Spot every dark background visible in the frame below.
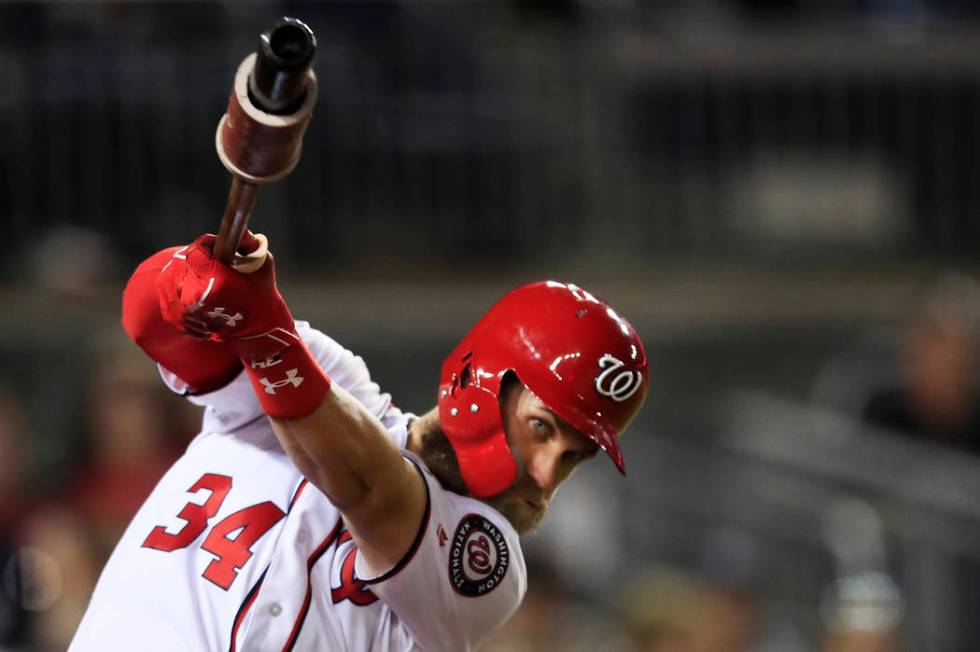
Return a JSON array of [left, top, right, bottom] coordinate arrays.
[[1, 1, 979, 650]]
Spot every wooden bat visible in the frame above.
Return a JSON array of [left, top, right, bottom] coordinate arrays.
[[213, 17, 318, 265]]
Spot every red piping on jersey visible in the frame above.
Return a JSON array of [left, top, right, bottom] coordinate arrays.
[[229, 566, 269, 652], [280, 459, 430, 648], [363, 458, 432, 585], [228, 479, 308, 651], [281, 517, 344, 652], [289, 479, 309, 510]]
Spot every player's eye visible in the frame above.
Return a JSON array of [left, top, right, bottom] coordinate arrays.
[[529, 417, 551, 434]]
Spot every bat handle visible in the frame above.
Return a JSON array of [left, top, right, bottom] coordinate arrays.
[[214, 177, 259, 264]]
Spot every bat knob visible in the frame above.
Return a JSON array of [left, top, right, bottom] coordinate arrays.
[[249, 18, 317, 115], [215, 18, 318, 184]]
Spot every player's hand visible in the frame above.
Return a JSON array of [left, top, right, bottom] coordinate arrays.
[[156, 232, 300, 363], [122, 243, 246, 394], [156, 231, 331, 418]]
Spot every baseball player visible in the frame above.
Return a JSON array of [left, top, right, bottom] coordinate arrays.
[[70, 231, 648, 651]]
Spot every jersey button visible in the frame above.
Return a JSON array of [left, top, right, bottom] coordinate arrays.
[[269, 603, 282, 617]]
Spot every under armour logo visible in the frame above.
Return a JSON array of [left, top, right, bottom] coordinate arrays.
[[205, 307, 243, 327], [259, 369, 304, 395], [594, 354, 642, 402]]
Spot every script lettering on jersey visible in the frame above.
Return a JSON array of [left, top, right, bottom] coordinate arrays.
[[330, 530, 379, 607], [466, 536, 492, 574]]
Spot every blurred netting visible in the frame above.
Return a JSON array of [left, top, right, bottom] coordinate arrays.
[[3, 1, 980, 269], [1, 2, 980, 652]]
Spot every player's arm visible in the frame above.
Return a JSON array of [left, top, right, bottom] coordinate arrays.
[[121, 231, 279, 395], [268, 387, 426, 569], [151, 234, 427, 571]]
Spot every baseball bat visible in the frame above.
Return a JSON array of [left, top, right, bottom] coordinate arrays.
[[213, 17, 318, 264]]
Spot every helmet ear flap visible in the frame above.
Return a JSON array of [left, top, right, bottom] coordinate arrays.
[[438, 357, 518, 498]]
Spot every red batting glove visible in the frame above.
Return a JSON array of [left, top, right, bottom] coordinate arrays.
[[122, 247, 243, 393], [155, 233, 331, 418]]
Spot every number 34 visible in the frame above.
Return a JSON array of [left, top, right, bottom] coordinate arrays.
[[142, 473, 285, 590]]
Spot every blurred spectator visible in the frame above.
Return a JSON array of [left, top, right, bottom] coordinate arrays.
[[0, 390, 31, 546], [0, 390, 34, 648], [833, 276, 980, 650], [861, 273, 980, 454], [820, 572, 903, 652], [483, 564, 567, 652], [62, 344, 190, 560], [20, 506, 100, 652], [822, 630, 899, 652], [484, 560, 627, 652], [29, 226, 119, 299], [622, 566, 763, 652]]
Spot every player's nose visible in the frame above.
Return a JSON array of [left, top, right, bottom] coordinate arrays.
[[526, 447, 560, 494]]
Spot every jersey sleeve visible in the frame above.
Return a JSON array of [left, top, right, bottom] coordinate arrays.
[[160, 321, 408, 442], [355, 458, 527, 652]]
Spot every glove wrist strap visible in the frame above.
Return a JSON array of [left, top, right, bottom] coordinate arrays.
[[243, 341, 331, 418]]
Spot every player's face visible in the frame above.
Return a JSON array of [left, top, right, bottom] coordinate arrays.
[[488, 382, 600, 534]]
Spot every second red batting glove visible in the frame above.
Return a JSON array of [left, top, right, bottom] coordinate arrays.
[[122, 246, 242, 394], [156, 233, 331, 418]]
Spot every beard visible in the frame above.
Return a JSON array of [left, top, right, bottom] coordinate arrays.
[[412, 414, 545, 536], [485, 491, 546, 535], [413, 414, 468, 495]]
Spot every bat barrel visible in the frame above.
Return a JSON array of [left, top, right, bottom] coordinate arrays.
[[213, 17, 318, 263], [215, 18, 318, 185]]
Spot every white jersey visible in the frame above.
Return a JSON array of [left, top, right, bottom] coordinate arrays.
[[71, 322, 527, 652]]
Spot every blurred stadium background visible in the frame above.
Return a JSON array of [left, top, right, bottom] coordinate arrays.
[[2, 1, 980, 650]]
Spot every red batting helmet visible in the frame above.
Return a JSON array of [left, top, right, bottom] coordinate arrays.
[[438, 281, 648, 498]]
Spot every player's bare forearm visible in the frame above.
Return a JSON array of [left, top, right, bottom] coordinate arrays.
[[268, 383, 426, 569], [149, 232, 427, 569], [268, 383, 392, 508]]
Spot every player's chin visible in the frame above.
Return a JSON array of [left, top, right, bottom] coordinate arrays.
[[493, 495, 547, 536], [519, 506, 547, 536]]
